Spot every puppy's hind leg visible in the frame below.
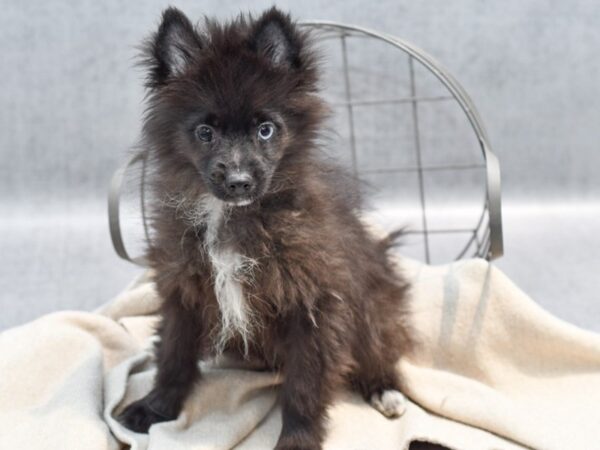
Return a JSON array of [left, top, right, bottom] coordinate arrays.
[[351, 358, 407, 419]]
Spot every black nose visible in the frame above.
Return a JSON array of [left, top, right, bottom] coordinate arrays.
[[225, 172, 254, 196]]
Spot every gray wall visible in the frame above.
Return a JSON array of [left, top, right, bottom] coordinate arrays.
[[1, 1, 599, 331]]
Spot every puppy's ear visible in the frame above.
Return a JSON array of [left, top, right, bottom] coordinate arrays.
[[249, 8, 302, 69], [145, 7, 201, 87]]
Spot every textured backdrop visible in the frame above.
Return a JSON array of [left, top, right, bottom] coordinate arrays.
[[1, 0, 599, 331]]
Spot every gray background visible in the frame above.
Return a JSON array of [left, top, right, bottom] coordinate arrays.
[[1, 0, 599, 331]]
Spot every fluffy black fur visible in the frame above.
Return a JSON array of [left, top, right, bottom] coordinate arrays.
[[118, 7, 411, 449]]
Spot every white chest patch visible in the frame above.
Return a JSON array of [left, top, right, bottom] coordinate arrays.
[[194, 195, 257, 355]]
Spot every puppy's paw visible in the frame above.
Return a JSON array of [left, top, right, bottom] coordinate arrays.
[[370, 389, 407, 418], [117, 397, 174, 433]]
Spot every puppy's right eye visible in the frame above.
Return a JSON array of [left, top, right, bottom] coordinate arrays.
[[195, 125, 213, 142]]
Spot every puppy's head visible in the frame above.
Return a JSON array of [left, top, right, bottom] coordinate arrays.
[[142, 7, 323, 206]]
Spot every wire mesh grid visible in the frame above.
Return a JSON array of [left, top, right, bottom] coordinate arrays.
[[108, 21, 503, 267], [300, 21, 503, 264]]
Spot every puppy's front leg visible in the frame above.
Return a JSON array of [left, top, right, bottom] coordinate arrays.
[[276, 310, 333, 450], [118, 297, 202, 433]]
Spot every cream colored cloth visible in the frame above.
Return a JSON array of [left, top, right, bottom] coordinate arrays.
[[1, 258, 599, 450]]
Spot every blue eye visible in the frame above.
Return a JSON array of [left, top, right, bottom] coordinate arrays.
[[258, 122, 275, 141], [196, 124, 213, 142]]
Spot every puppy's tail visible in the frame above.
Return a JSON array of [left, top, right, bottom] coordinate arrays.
[[378, 227, 406, 252]]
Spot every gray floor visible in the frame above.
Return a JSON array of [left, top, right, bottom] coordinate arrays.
[[1, 201, 598, 333], [494, 203, 600, 331]]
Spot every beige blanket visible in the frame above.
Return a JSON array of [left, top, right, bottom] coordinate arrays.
[[1, 258, 600, 450]]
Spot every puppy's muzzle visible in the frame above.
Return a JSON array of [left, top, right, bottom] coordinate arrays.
[[225, 172, 255, 197]]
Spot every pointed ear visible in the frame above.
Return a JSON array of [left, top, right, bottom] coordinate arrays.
[[145, 7, 201, 86], [249, 8, 301, 69]]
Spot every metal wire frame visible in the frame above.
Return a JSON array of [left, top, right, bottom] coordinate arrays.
[[108, 149, 150, 266], [108, 21, 504, 267], [300, 21, 504, 262]]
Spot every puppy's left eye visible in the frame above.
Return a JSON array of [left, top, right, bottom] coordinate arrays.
[[257, 122, 275, 141], [195, 124, 214, 142]]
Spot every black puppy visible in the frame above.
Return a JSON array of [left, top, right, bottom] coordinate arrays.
[[118, 7, 411, 449]]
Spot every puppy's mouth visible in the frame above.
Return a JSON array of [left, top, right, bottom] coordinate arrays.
[[227, 197, 255, 207], [204, 170, 272, 208], [208, 188, 260, 208]]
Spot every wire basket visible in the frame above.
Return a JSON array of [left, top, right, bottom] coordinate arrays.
[[109, 21, 503, 266]]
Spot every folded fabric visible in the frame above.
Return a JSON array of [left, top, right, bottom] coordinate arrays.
[[1, 257, 599, 449]]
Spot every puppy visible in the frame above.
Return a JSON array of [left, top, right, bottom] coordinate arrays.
[[118, 7, 411, 449]]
